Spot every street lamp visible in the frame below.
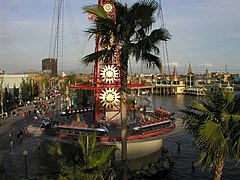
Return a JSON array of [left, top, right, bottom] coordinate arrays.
[[10, 141, 14, 154], [22, 150, 29, 179]]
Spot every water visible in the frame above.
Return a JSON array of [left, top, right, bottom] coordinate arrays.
[[151, 94, 240, 180]]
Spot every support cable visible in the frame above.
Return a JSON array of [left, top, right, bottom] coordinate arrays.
[[48, 0, 57, 58], [65, 0, 87, 74], [158, 0, 175, 112], [158, 0, 171, 77], [61, 0, 65, 74]]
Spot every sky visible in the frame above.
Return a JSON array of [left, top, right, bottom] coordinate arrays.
[[0, 0, 240, 75]]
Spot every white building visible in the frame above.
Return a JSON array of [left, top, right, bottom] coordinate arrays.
[[1, 74, 30, 89]]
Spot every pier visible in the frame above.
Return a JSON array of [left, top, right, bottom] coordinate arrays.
[[130, 84, 185, 95]]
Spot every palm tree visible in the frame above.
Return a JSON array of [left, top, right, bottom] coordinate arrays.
[[182, 90, 240, 180], [49, 133, 117, 180], [83, 0, 171, 164]]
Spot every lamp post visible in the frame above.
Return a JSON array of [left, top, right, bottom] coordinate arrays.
[[10, 141, 14, 154], [22, 150, 28, 179]]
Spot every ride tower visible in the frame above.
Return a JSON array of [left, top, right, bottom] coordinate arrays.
[[71, 0, 121, 126], [94, 0, 121, 124]]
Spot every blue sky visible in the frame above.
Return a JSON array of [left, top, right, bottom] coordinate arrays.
[[0, 0, 240, 75]]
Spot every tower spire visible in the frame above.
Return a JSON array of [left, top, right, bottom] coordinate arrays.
[[172, 66, 178, 81], [188, 62, 192, 73]]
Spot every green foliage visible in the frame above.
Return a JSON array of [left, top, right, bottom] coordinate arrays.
[[75, 89, 94, 108], [20, 78, 34, 102], [13, 86, 19, 105], [82, 0, 171, 74], [33, 82, 40, 97], [48, 133, 117, 180], [182, 90, 240, 178], [3, 87, 12, 112]]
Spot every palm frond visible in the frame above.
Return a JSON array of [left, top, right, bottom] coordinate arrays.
[[194, 121, 228, 170], [182, 90, 240, 177], [82, 48, 116, 65], [83, 5, 108, 19], [149, 28, 171, 42]]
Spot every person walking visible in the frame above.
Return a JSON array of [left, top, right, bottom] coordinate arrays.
[[17, 129, 23, 142]]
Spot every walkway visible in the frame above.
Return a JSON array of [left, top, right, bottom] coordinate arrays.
[[0, 105, 55, 180]]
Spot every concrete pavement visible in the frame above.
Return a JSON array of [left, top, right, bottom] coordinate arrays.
[[0, 105, 56, 180]]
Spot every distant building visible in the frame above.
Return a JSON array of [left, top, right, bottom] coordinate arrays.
[[42, 58, 58, 77], [1, 74, 30, 89], [184, 62, 194, 87]]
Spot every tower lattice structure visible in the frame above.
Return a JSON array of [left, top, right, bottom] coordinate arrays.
[[70, 0, 121, 125], [95, 0, 121, 123]]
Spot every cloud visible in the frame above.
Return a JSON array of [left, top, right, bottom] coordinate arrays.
[[199, 63, 214, 67]]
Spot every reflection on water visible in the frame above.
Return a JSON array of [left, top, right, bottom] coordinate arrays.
[[151, 94, 240, 180]]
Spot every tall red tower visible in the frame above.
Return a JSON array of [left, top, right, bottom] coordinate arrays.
[[94, 0, 121, 123], [70, 0, 121, 125]]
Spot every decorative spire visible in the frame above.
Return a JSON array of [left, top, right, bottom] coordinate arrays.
[[184, 62, 194, 76], [188, 62, 192, 73], [172, 66, 178, 81]]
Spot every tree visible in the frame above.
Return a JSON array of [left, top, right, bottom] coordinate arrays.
[[13, 86, 19, 106], [48, 133, 117, 180], [75, 89, 94, 109], [3, 87, 11, 113], [20, 78, 33, 102], [33, 82, 40, 97], [182, 90, 240, 180], [83, 0, 171, 168]]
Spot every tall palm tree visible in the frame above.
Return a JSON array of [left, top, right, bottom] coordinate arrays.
[[83, 0, 170, 157], [182, 90, 240, 180], [49, 133, 117, 180]]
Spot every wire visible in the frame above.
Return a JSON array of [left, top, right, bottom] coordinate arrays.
[[48, 0, 57, 58], [65, 0, 87, 75], [61, 0, 65, 75], [158, 0, 171, 77]]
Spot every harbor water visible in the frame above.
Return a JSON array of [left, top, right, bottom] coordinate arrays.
[[151, 94, 240, 180]]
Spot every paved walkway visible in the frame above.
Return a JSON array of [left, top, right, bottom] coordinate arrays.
[[0, 105, 52, 180]]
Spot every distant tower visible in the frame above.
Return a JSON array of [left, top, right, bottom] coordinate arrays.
[[184, 62, 194, 87], [225, 64, 228, 73], [42, 58, 58, 77], [187, 62, 192, 74], [204, 67, 211, 78], [172, 66, 178, 81]]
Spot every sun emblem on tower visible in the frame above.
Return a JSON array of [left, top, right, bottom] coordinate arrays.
[[100, 65, 119, 84], [103, 3, 113, 12], [100, 88, 120, 107]]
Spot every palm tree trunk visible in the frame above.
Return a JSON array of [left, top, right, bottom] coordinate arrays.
[[214, 155, 225, 180], [120, 91, 127, 180], [120, 91, 127, 162], [120, 54, 128, 180]]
